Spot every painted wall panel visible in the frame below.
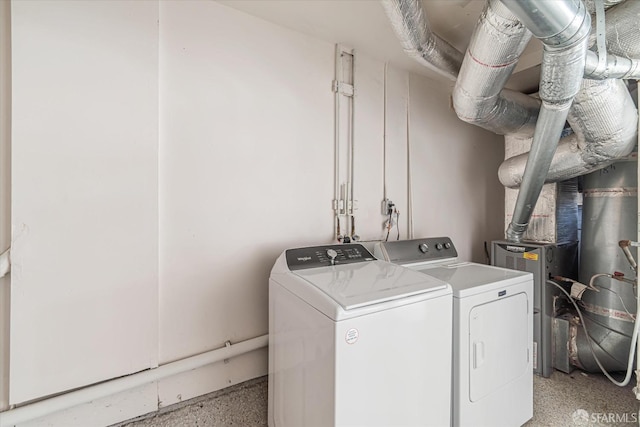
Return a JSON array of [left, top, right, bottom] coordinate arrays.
[[408, 74, 504, 262], [0, 0, 10, 412], [10, 0, 159, 404], [352, 55, 385, 241], [159, 1, 334, 364], [384, 67, 410, 241], [2, 0, 510, 419]]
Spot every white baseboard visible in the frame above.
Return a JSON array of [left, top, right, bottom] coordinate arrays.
[[17, 383, 158, 427], [14, 347, 268, 427]]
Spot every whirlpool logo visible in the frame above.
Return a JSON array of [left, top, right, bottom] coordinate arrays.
[[506, 245, 526, 253], [297, 257, 312, 262]]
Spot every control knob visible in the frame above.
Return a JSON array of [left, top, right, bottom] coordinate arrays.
[[444, 242, 452, 249], [326, 249, 338, 265], [418, 243, 429, 253], [435, 243, 443, 250]]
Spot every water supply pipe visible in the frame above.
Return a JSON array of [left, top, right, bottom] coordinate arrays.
[[0, 334, 269, 427]]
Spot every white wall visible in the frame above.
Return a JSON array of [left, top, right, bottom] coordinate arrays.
[[0, 0, 11, 413], [409, 74, 505, 262], [156, 0, 339, 406], [159, 0, 334, 365], [2, 0, 505, 422], [10, 0, 159, 403]]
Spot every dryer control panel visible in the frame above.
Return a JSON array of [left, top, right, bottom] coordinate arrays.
[[285, 244, 375, 270], [376, 237, 458, 264]]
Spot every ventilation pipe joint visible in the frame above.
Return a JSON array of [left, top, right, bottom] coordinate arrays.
[[502, 0, 591, 242], [381, 0, 463, 81], [452, 0, 540, 137]]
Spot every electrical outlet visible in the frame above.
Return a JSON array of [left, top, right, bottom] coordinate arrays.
[[382, 199, 395, 216]]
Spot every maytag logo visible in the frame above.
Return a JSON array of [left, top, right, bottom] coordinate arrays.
[[506, 245, 525, 253], [297, 257, 312, 262]]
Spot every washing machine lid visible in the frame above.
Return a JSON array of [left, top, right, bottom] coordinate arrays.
[[293, 260, 449, 311], [414, 262, 532, 297]]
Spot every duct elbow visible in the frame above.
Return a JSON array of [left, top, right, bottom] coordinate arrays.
[[500, 78, 638, 189], [573, 316, 634, 373], [381, 0, 462, 81], [452, 0, 538, 136], [506, 222, 527, 243], [453, 88, 540, 137]]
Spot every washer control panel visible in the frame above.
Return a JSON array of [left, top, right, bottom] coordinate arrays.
[[285, 244, 376, 270], [377, 237, 457, 264]]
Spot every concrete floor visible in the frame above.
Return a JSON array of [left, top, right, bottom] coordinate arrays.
[[119, 371, 639, 427], [526, 370, 638, 427]]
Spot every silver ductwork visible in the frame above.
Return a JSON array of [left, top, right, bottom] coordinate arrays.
[[585, 0, 640, 79], [383, 0, 640, 378], [380, 0, 463, 81], [499, 78, 637, 188], [452, 0, 540, 137], [498, 0, 640, 190], [382, 0, 639, 214], [501, 0, 591, 242], [573, 159, 638, 372]]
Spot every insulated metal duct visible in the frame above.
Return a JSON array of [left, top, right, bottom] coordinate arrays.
[[585, 0, 640, 79], [501, 0, 591, 243], [383, 0, 639, 240], [573, 159, 638, 372], [381, 0, 463, 81], [382, 0, 640, 379], [499, 0, 640, 189], [452, 0, 540, 137], [499, 78, 637, 188]]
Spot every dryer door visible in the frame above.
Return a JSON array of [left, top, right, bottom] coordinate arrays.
[[469, 292, 529, 402]]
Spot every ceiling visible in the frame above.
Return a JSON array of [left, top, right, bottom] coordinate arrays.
[[218, 0, 543, 93]]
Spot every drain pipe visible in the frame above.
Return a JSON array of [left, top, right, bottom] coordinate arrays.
[[502, 0, 591, 242], [0, 334, 268, 427]]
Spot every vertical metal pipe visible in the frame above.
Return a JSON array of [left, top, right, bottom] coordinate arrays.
[[333, 46, 341, 240], [506, 105, 572, 241], [500, 0, 589, 47], [502, 0, 591, 242]]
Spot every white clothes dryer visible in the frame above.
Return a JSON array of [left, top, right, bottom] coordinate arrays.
[[268, 243, 453, 427], [375, 237, 534, 427]]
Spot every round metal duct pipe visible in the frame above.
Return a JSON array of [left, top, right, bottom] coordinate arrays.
[[574, 157, 638, 372]]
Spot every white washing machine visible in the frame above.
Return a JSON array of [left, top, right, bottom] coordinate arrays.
[[375, 237, 533, 427], [268, 243, 453, 427]]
